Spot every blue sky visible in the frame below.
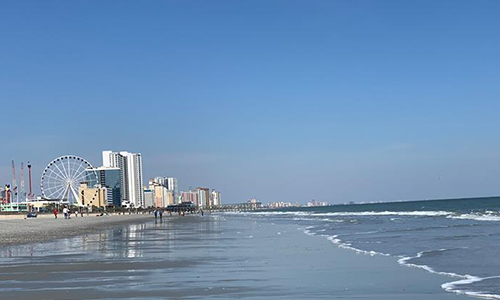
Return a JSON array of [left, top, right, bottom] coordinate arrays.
[[2, 0, 500, 204]]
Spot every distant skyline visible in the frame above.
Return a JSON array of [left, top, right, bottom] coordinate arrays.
[[2, 1, 500, 204]]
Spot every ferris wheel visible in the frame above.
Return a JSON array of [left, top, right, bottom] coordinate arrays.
[[40, 155, 98, 205]]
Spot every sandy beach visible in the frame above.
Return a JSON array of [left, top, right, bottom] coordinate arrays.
[[0, 213, 152, 247], [0, 213, 472, 299]]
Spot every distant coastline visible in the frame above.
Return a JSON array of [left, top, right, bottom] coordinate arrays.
[[344, 195, 500, 206], [269, 195, 500, 210]]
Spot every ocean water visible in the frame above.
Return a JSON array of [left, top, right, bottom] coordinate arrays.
[[243, 197, 500, 299], [2, 214, 460, 299]]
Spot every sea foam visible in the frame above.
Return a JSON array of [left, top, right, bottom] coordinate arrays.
[[228, 210, 500, 222], [398, 250, 500, 300], [230, 206, 500, 299]]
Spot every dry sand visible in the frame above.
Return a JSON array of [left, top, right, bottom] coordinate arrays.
[[0, 213, 152, 247]]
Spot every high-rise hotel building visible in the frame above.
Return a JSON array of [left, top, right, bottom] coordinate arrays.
[[102, 150, 144, 208], [85, 166, 122, 207], [151, 177, 179, 200], [102, 151, 127, 202]]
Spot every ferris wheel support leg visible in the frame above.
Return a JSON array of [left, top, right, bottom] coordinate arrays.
[[70, 185, 80, 206]]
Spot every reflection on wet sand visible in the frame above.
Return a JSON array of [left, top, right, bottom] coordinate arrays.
[[0, 214, 468, 300], [0, 215, 256, 300]]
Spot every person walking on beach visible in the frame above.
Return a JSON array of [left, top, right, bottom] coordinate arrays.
[[53, 208, 58, 219]]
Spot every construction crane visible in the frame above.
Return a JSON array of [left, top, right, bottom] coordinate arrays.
[[20, 162, 25, 202], [11, 160, 18, 203], [27, 162, 33, 200]]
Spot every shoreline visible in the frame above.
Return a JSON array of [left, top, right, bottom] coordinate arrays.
[[0, 214, 472, 299], [0, 213, 158, 247]]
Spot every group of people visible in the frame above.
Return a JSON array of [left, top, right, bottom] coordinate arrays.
[[152, 208, 204, 219], [53, 207, 83, 219], [51, 207, 203, 220], [153, 209, 164, 220]]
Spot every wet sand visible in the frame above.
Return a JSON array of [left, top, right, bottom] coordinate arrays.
[[0, 214, 470, 299]]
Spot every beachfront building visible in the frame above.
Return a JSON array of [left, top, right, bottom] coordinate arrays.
[[150, 183, 175, 208], [143, 188, 154, 208], [151, 177, 178, 199], [180, 190, 199, 206], [166, 190, 175, 206], [102, 150, 144, 208], [197, 189, 206, 208], [151, 177, 166, 186], [197, 187, 210, 208], [247, 198, 262, 209], [123, 152, 144, 208], [267, 201, 301, 208], [153, 184, 166, 207], [306, 200, 330, 207], [166, 177, 178, 199], [149, 178, 177, 207], [78, 183, 108, 208], [86, 167, 122, 207], [211, 190, 221, 206], [102, 151, 127, 203], [1, 185, 11, 204]]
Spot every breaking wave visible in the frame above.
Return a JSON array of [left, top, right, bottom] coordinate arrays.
[[232, 200, 500, 299], [229, 210, 500, 222]]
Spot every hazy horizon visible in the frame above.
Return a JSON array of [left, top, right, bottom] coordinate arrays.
[[2, 1, 500, 204]]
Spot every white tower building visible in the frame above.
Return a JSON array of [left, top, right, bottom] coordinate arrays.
[[102, 150, 144, 207], [211, 190, 221, 206], [121, 151, 144, 208], [102, 151, 128, 203], [166, 177, 178, 200]]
